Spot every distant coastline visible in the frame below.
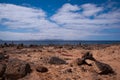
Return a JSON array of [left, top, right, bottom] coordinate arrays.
[[0, 40, 120, 45]]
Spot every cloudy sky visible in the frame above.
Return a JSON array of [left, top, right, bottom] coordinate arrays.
[[0, 0, 120, 40]]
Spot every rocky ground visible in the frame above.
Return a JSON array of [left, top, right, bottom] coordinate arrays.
[[0, 44, 120, 80]]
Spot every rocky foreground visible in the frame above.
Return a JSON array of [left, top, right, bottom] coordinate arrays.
[[0, 44, 120, 80]]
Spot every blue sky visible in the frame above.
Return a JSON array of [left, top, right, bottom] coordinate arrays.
[[0, 0, 120, 40]]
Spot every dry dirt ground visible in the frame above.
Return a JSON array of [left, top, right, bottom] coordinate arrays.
[[0, 44, 120, 80]]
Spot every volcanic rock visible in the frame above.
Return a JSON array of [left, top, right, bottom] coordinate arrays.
[[4, 58, 31, 80], [82, 52, 95, 61], [48, 56, 66, 65], [36, 66, 48, 73], [0, 63, 6, 77], [93, 61, 114, 75]]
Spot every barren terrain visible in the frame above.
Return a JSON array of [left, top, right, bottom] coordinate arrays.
[[0, 44, 120, 80]]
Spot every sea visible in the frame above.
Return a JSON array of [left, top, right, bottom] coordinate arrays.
[[0, 40, 120, 45]]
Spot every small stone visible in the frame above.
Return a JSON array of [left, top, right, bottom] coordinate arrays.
[[76, 58, 85, 65], [66, 78, 71, 80], [64, 68, 72, 73], [36, 66, 48, 73]]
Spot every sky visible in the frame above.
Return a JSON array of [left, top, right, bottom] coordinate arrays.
[[0, 0, 120, 40]]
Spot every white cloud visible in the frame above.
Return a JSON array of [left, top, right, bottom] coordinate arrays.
[[81, 3, 103, 17], [58, 3, 80, 12], [51, 3, 120, 31], [0, 3, 120, 40], [96, 9, 120, 19], [0, 4, 57, 29]]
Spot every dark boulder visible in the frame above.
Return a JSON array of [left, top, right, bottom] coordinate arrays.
[[36, 66, 48, 73], [94, 61, 114, 75], [4, 58, 31, 80], [48, 56, 66, 65], [0, 63, 6, 77]]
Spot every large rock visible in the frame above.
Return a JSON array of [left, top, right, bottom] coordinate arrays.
[[81, 52, 114, 75], [0, 63, 6, 77], [93, 61, 114, 75], [48, 56, 66, 65], [5, 58, 31, 80]]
